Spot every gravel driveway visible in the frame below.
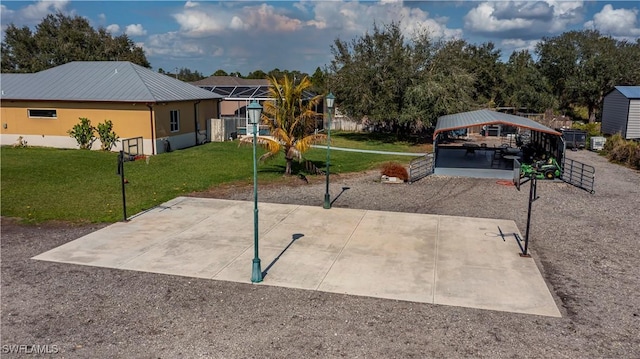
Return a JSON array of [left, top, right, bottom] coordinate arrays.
[[2, 150, 639, 358]]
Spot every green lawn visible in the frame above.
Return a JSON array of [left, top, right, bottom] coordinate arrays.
[[331, 131, 433, 153], [1, 137, 422, 223]]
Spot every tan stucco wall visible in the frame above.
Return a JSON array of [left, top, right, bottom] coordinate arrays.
[[220, 100, 250, 117], [0, 99, 218, 153], [0, 101, 150, 138]]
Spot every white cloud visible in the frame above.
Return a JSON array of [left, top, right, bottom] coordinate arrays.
[[545, 1, 584, 32], [1, 0, 71, 29], [584, 4, 640, 37], [0, 5, 16, 31], [106, 24, 120, 34], [173, 10, 225, 36], [144, 0, 465, 75], [307, 0, 461, 40], [143, 31, 222, 59], [242, 4, 303, 32], [20, 0, 70, 22], [125, 24, 147, 36], [172, 2, 304, 36], [184, 1, 199, 9], [464, 1, 585, 38], [229, 16, 248, 31], [501, 38, 540, 55]]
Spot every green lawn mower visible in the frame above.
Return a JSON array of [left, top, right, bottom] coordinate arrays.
[[520, 157, 562, 180]]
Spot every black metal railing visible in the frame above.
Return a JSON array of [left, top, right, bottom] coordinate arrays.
[[409, 154, 433, 183], [561, 157, 595, 194]]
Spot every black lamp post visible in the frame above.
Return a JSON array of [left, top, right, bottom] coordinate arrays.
[[323, 92, 335, 209], [247, 100, 263, 283]]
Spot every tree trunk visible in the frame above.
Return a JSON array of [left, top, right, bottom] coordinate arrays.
[[285, 158, 293, 176]]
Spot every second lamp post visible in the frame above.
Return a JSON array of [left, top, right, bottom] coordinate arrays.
[[247, 100, 263, 283], [323, 92, 335, 209]]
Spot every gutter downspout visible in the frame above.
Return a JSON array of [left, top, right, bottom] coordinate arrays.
[[194, 100, 201, 145], [146, 103, 155, 155]]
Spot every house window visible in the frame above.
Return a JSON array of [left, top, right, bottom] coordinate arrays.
[[28, 109, 57, 118], [170, 110, 180, 132]]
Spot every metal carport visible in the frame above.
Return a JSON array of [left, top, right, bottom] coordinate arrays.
[[432, 109, 563, 179]]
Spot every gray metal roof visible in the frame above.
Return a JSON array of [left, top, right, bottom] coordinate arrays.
[[0, 61, 223, 103], [614, 86, 640, 99], [435, 109, 561, 138]]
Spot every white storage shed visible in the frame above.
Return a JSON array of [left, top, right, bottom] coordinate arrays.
[[601, 86, 640, 140]]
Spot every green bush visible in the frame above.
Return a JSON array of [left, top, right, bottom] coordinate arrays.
[[68, 117, 96, 149], [602, 133, 624, 154], [571, 122, 601, 137], [96, 119, 119, 151], [603, 133, 640, 169], [633, 146, 640, 170]]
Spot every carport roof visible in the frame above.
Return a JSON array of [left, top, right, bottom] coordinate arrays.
[[434, 109, 561, 139]]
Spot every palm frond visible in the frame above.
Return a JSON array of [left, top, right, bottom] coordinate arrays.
[[295, 133, 328, 153], [259, 151, 279, 162], [239, 135, 281, 155], [272, 127, 290, 144]]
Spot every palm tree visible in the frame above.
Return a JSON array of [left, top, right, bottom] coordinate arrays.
[[242, 75, 326, 175]]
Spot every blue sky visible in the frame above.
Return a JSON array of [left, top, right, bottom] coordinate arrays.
[[1, 1, 639, 76]]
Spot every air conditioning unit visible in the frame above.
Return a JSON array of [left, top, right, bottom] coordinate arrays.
[[590, 136, 606, 151]]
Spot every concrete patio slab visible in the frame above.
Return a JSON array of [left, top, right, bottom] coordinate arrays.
[[33, 197, 560, 317]]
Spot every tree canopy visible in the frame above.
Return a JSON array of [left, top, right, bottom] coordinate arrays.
[[328, 23, 640, 133], [1, 12, 149, 73], [536, 30, 640, 122]]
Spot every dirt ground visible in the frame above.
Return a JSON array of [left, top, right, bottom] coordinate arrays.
[[2, 150, 639, 358]]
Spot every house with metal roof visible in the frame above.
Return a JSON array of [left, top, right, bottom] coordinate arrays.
[[601, 86, 640, 140], [0, 61, 223, 154]]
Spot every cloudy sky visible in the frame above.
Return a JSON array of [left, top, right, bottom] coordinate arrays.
[[1, 1, 639, 76]]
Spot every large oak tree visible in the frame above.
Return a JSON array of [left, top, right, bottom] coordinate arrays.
[[1, 12, 149, 73], [536, 30, 640, 122]]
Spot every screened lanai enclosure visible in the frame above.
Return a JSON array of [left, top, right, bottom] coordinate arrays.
[[431, 110, 565, 179], [191, 76, 321, 139]]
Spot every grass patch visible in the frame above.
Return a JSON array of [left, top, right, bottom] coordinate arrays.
[[331, 131, 433, 153], [2, 137, 422, 223]]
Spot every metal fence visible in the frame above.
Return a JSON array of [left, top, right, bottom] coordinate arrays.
[[122, 136, 143, 157], [561, 157, 595, 193], [409, 154, 434, 183]]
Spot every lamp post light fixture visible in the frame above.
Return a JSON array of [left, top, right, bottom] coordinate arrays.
[[323, 92, 335, 209], [247, 100, 263, 283]]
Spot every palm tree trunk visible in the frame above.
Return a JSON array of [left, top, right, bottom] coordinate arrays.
[[285, 158, 293, 175]]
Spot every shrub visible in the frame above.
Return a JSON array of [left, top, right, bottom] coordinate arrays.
[[603, 133, 640, 169], [68, 117, 96, 149], [629, 143, 640, 170], [96, 119, 119, 151], [571, 122, 601, 137], [602, 133, 624, 155], [633, 146, 640, 170], [381, 162, 409, 181]]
